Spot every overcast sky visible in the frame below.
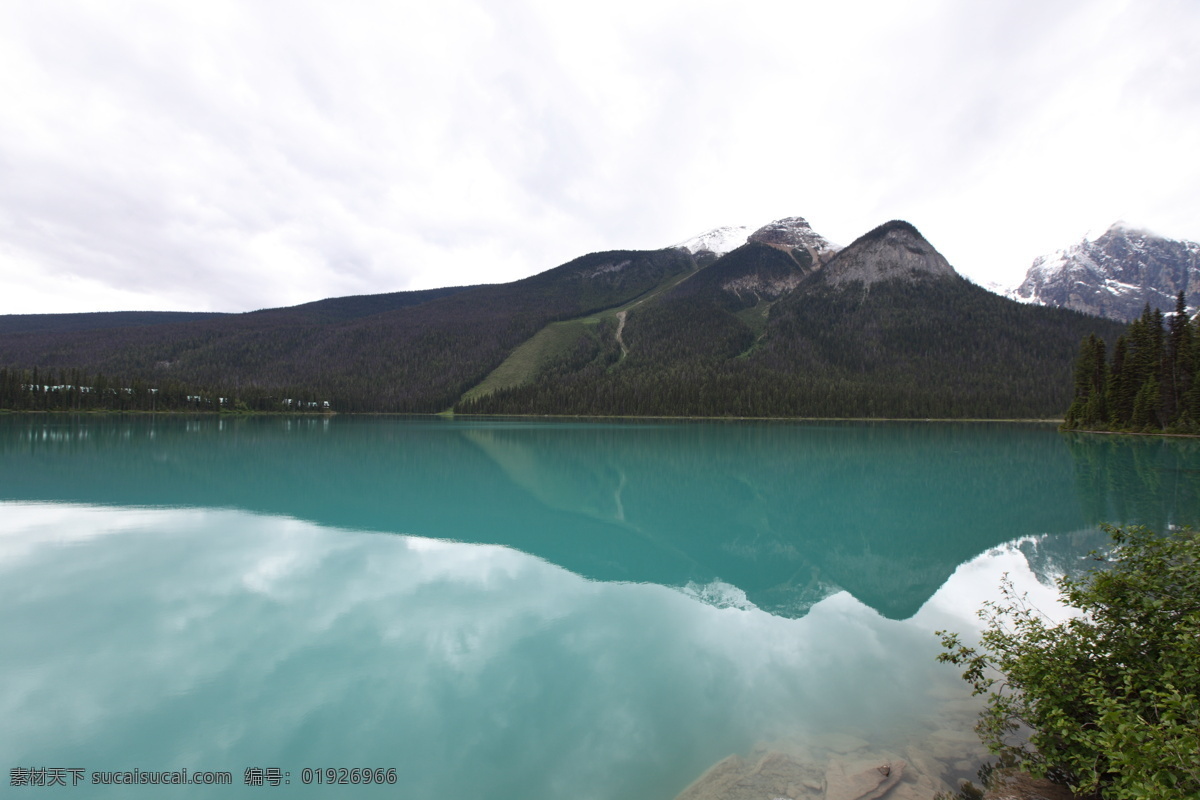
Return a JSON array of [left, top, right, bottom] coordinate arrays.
[[2, 0, 1198, 314]]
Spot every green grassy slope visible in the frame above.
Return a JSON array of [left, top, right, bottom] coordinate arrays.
[[456, 258, 705, 404]]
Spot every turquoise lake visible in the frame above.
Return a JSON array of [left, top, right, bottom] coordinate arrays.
[[2, 416, 1198, 798]]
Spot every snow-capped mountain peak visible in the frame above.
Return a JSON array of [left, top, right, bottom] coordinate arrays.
[[747, 216, 839, 257], [1014, 223, 1200, 322], [673, 217, 840, 264], [672, 225, 751, 257]]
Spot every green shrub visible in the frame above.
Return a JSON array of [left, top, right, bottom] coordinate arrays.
[[938, 525, 1200, 799]]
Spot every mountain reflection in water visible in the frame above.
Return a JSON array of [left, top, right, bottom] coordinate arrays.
[[3, 416, 1196, 619]]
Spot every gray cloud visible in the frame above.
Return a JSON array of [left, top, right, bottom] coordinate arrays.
[[1, 0, 1198, 313]]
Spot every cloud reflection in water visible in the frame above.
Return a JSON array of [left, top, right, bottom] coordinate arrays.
[[0, 501, 1089, 799]]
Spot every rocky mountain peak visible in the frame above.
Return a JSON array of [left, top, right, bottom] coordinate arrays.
[[819, 220, 958, 287], [747, 216, 839, 262], [673, 217, 840, 265], [1015, 223, 1200, 321]]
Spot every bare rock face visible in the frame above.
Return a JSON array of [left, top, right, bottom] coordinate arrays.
[[749, 217, 837, 250], [748, 217, 840, 268], [1014, 222, 1200, 322], [819, 221, 959, 288], [721, 271, 805, 301]]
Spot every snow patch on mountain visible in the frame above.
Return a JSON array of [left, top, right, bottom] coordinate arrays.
[[978, 278, 1032, 302], [672, 225, 750, 257], [584, 260, 631, 278], [679, 579, 758, 611]]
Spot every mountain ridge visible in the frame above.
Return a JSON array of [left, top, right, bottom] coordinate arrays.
[[458, 220, 1124, 419], [2, 216, 1123, 417]]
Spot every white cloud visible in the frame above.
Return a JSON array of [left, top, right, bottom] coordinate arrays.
[[1, 0, 1198, 313]]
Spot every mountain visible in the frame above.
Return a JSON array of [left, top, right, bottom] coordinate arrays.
[[463, 220, 1124, 419], [662, 218, 839, 312], [673, 216, 839, 265], [2, 217, 1123, 417], [1014, 222, 1200, 322], [817, 219, 956, 286]]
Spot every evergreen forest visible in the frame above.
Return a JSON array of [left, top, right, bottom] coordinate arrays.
[[1063, 292, 1200, 433], [459, 276, 1123, 419]]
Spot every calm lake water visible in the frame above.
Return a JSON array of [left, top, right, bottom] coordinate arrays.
[[2, 416, 1198, 798]]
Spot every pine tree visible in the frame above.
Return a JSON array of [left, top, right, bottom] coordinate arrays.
[[1131, 374, 1162, 430], [1164, 292, 1194, 427], [1066, 335, 1108, 428], [1106, 336, 1133, 426]]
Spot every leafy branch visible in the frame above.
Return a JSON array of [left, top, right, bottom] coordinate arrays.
[[938, 525, 1200, 799]]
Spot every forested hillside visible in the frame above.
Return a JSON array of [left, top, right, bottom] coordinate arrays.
[[1, 220, 1128, 417], [460, 222, 1125, 418], [0, 250, 695, 412], [461, 274, 1123, 418]]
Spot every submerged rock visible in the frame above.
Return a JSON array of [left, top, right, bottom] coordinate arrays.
[[673, 749, 940, 800], [674, 751, 826, 800], [824, 759, 904, 800]]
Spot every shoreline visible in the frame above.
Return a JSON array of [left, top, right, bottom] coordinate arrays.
[[2, 408, 1064, 423], [1061, 425, 1200, 439], [12, 409, 1200, 437]]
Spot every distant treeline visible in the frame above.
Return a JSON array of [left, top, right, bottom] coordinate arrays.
[[0, 367, 330, 413], [1064, 292, 1200, 433]]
